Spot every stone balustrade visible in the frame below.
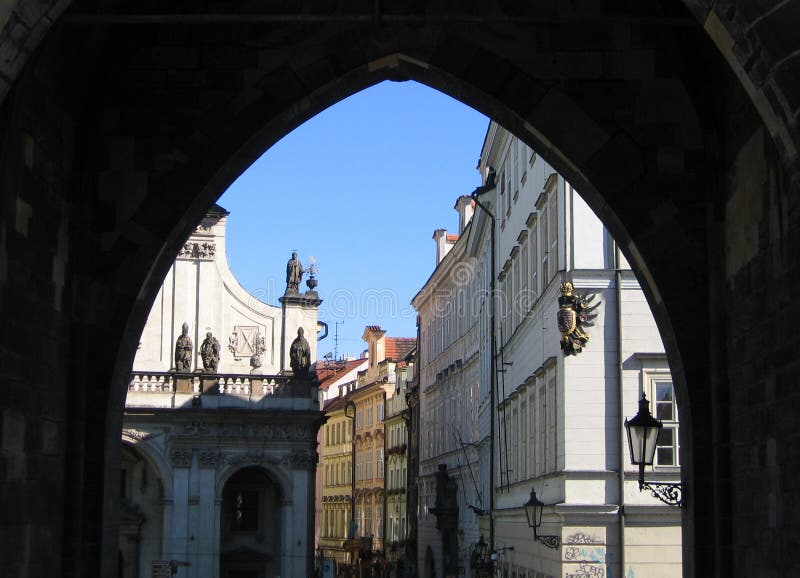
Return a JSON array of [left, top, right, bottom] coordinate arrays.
[[127, 371, 297, 398]]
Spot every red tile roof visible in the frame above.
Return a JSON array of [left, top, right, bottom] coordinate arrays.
[[314, 358, 368, 390], [323, 396, 347, 412], [384, 337, 416, 361]]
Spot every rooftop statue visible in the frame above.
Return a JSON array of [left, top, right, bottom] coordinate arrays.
[[200, 331, 220, 372], [285, 251, 304, 294], [289, 327, 311, 378], [174, 322, 193, 372]]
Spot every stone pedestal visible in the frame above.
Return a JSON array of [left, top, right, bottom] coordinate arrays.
[[200, 376, 219, 395], [175, 376, 193, 394], [279, 292, 322, 373]]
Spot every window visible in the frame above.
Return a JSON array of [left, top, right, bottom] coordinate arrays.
[[520, 242, 529, 295], [527, 389, 535, 476], [377, 402, 384, 422], [364, 502, 372, 537], [520, 400, 527, 480], [546, 375, 557, 473], [499, 175, 506, 224], [505, 156, 512, 215], [513, 139, 520, 200], [529, 219, 538, 298], [511, 406, 519, 482], [510, 257, 518, 331], [365, 450, 373, 479], [540, 203, 549, 285], [506, 177, 512, 215], [652, 377, 679, 466], [501, 274, 511, 344], [356, 451, 363, 481], [366, 407, 373, 427], [548, 191, 558, 281], [377, 448, 384, 479]]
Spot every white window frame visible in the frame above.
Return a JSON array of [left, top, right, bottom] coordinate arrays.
[[646, 370, 680, 468]]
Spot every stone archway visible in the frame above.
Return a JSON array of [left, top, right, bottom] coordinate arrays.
[[219, 467, 283, 578], [118, 443, 165, 578], [0, 3, 799, 578]]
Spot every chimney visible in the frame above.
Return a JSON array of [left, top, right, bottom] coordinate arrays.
[[454, 195, 475, 234], [433, 229, 448, 264], [362, 326, 387, 381]]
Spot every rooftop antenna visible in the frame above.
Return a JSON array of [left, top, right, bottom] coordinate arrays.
[[334, 321, 344, 361]]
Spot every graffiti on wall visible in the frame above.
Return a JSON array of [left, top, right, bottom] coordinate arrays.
[[564, 564, 605, 578], [565, 532, 603, 545], [565, 546, 606, 563]]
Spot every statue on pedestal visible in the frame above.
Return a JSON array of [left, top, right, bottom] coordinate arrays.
[[289, 327, 311, 378], [285, 251, 304, 294], [174, 322, 193, 372], [200, 331, 220, 372]]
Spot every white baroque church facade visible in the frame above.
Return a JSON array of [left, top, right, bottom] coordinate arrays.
[[119, 205, 323, 578]]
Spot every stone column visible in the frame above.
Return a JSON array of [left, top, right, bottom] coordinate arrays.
[[281, 497, 294, 578], [287, 449, 318, 578], [196, 452, 218, 578], [169, 449, 192, 578], [160, 498, 173, 573], [279, 293, 321, 373]]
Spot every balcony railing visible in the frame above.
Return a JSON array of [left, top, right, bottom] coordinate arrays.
[[124, 371, 323, 412], [128, 371, 293, 396]]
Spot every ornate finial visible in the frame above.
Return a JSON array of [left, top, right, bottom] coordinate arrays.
[[306, 256, 318, 291]]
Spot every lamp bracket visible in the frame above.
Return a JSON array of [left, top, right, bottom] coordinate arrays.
[[640, 481, 684, 507], [536, 535, 561, 549]]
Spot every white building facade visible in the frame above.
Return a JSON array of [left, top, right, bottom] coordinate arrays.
[[413, 122, 682, 578], [121, 205, 322, 578]]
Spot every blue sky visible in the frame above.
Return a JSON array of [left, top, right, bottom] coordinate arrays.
[[218, 80, 488, 359]]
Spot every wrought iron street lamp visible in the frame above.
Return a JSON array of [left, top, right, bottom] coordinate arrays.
[[470, 535, 492, 578], [624, 394, 684, 507], [523, 488, 560, 549], [344, 400, 357, 527]]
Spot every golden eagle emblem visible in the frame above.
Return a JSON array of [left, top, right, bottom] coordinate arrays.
[[557, 281, 600, 356]]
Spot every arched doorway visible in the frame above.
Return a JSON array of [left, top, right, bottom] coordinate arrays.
[[118, 444, 165, 578], [1, 3, 799, 577], [424, 546, 436, 578], [220, 467, 282, 578]]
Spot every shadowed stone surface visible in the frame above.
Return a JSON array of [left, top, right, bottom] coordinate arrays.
[[0, 1, 799, 577]]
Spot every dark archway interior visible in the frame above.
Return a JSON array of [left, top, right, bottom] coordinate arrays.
[[1, 2, 798, 577], [221, 467, 281, 578]]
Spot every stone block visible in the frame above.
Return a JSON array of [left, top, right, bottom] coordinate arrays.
[[200, 376, 219, 394], [174, 376, 194, 394]]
